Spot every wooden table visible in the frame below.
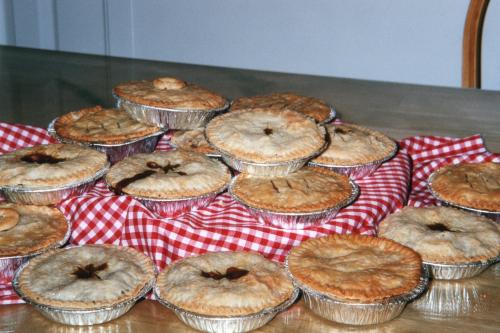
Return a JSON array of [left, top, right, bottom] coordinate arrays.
[[0, 46, 499, 332]]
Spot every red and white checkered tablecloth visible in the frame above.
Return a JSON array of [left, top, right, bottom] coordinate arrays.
[[1, 122, 497, 305]]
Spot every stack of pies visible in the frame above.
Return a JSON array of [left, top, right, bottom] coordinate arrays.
[[155, 251, 297, 332], [379, 206, 500, 279], [230, 92, 334, 123], [309, 123, 397, 179], [286, 234, 424, 325], [113, 77, 229, 129]]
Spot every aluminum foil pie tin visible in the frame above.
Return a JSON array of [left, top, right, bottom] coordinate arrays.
[[115, 95, 230, 130], [427, 171, 500, 223], [12, 256, 155, 326], [285, 260, 429, 326], [423, 256, 498, 280], [154, 285, 299, 333], [0, 217, 71, 284], [229, 177, 359, 229], [0, 164, 110, 205], [118, 185, 228, 219], [308, 143, 399, 180], [410, 278, 487, 318], [48, 118, 167, 164]]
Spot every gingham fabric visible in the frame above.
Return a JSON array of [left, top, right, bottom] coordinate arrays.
[[0, 122, 495, 304]]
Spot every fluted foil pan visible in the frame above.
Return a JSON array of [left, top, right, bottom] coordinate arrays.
[[48, 118, 166, 164], [0, 216, 71, 284], [285, 258, 429, 326], [115, 94, 230, 130], [308, 143, 398, 180], [12, 256, 155, 326], [423, 256, 498, 280], [428, 171, 500, 223], [410, 278, 487, 318], [229, 176, 359, 229], [0, 164, 109, 205], [110, 184, 228, 219], [154, 285, 299, 333], [208, 130, 328, 177]]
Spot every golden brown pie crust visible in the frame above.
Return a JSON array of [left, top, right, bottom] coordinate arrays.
[[156, 251, 295, 316], [231, 167, 353, 213], [311, 123, 397, 166], [287, 234, 422, 302], [0, 203, 68, 257], [205, 108, 326, 163], [16, 244, 155, 309], [113, 77, 228, 111], [230, 92, 332, 123], [54, 106, 161, 144], [0, 207, 19, 232], [0, 144, 108, 188], [379, 206, 500, 264], [430, 162, 500, 211]]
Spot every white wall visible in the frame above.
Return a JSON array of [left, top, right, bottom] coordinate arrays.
[[1, 0, 499, 90]]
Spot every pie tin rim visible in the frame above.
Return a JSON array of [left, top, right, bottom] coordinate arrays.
[[113, 93, 231, 114], [228, 175, 359, 216], [427, 170, 500, 214], [12, 244, 155, 312], [422, 256, 499, 268], [47, 117, 168, 147]]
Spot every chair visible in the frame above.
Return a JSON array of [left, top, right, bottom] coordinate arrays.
[[462, 0, 490, 88]]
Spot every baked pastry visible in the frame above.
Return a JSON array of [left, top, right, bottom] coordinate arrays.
[[205, 108, 326, 163], [113, 77, 227, 111], [231, 167, 353, 213], [287, 234, 422, 302], [231, 92, 332, 123], [156, 251, 295, 316], [16, 244, 155, 309], [379, 206, 500, 264], [0, 144, 108, 188], [54, 106, 162, 144], [169, 128, 218, 155], [429, 162, 500, 211], [0, 203, 68, 257], [105, 150, 231, 199], [311, 123, 397, 166]]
